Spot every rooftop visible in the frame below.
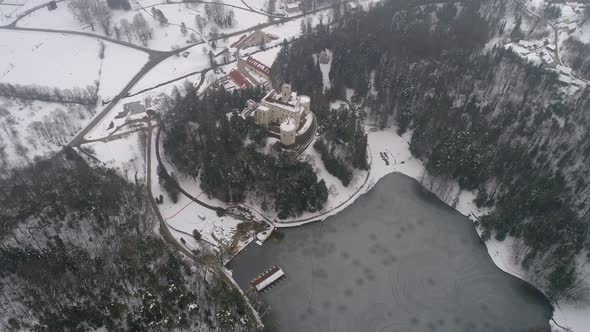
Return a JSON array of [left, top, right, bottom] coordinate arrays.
[[228, 69, 253, 89], [280, 117, 297, 132], [246, 56, 271, 76]]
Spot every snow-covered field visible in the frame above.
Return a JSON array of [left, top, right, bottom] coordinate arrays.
[[0, 0, 48, 26], [0, 30, 101, 89], [129, 49, 209, 94], [0, 97, 95, 174], [16, 0, 268, 50], [81, 130, 146, 181], [98, 43, 149, 100]]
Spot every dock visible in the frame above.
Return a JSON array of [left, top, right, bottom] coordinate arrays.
[[250, 265, 285, 292]]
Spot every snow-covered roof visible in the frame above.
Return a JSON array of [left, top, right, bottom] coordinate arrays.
[[558, 74, 573, 84], [124, 101, 145, 115], [228, 69, 253, 89], [257, 104, 270, 112], [280, 117, 297, 132], [556, 65, 573, 75]]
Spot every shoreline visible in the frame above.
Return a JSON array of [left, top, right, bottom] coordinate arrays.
[[157, 125, 582, 331], [236, 126, 578, 330]]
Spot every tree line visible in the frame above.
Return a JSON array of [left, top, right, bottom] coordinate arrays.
[[0, 82, 98, 105]]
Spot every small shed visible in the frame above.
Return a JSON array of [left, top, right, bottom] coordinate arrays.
[[47, 1, 57, 10], [123, 101, 146, 116]]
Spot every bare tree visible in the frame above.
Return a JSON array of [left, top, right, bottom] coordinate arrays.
[[132, 13, 153, 46], [195, 14, 205, 34], [93, 0, 113, 36], [120, 18, 133, 42], [68, 0, 95, 31]]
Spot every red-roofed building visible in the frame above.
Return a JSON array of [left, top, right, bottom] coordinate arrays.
[[228, 69, 253, 89], [245, 56, 271, 78]]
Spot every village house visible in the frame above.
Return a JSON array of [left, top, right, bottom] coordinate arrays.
[[225, 69, 254, 90], [123, 101, 145, 116], [285, 1, 301, 13], [221, 54, 271, 91]]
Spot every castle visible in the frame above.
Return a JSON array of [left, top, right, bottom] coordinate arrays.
[[245, 83, 312, 146]]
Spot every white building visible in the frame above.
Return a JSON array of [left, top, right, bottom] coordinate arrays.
[[250, 83, 312, 145], [285, 2, 301, 13], [280, 118, 297, 145]]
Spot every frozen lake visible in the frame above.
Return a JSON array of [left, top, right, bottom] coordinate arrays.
[[228, 173, 553, 331]]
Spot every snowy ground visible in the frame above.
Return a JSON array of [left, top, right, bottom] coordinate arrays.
[[97, 43, 149, 100], [572, 21, 590, 43], [317, 49, 332, 89], [129, 50, 209, 94], [80, 131, 146, 181], [0, 97, 95, 174], [16, 0, 268, 50], [0, 30, 101, 89], [0, 0, 48, 26]]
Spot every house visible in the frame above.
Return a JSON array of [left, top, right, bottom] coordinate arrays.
[[285, 2, 301, 13], [245, 56, 271, 78], [236, 55, 272, 86], [541, 53, 557, 68], [556, 21, 578, 34], [250, 83, 312, 145], [123, 101, 145, 116], [557, 74, 573, 86], [47, 1, 57, 10], [230, 30, 279, 50], [227, 69, 254, 90], [556, 64, 573, 76]]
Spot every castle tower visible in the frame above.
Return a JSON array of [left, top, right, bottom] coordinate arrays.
[[281, 83, 291, 102]]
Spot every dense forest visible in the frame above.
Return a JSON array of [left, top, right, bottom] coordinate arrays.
[[161, 84, 328, 219], [0, 150, 251, 331], [270, 0, 590, 300]]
